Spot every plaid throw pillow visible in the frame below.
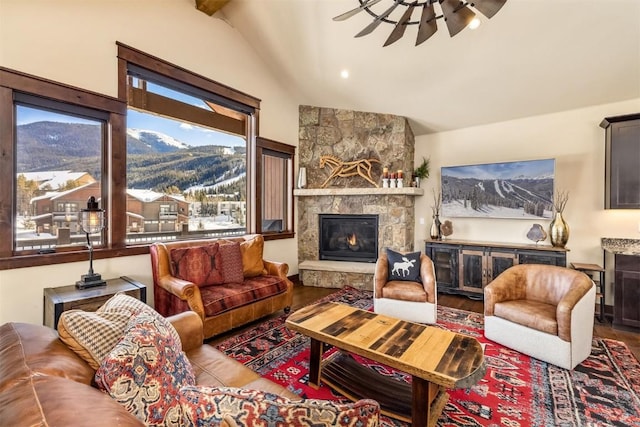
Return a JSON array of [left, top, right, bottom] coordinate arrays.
[[58, 293, 181, 370], [179, 386, 380, 427]]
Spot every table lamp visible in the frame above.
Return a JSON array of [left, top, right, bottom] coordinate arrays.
[[75, 196, 106, 289]]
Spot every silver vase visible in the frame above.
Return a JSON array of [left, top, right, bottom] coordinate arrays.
[[549, 211, 569, 248], [297, 167, 307, 189]]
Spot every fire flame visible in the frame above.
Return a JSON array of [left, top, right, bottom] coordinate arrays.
[[347, 233, 357, 246]]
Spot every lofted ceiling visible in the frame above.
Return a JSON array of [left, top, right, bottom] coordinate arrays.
[[204, 0, 640, 136]]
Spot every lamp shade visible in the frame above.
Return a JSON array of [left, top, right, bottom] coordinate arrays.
[[80, 196, 104, 234]]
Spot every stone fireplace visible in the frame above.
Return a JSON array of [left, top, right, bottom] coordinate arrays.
[[296, 106, 422, 290]]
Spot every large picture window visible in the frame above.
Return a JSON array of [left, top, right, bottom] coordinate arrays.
[[15, 102, 106, 252], [0, 45, 294, 269], [119, 44, 258, 245]]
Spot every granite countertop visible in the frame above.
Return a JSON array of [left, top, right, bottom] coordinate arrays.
[[601, 238, 640, 255]]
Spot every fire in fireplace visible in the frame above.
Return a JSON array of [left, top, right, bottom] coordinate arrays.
[[319, 214, 378, 263]]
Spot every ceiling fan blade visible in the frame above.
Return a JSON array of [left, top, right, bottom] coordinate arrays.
[[333, 0, 384, 21], [471, 0, 508, 18], [383, 4, 417, 46], [415, 2, 438, 45], [355, 0, 402, 37], [441, 0, 476, 37]]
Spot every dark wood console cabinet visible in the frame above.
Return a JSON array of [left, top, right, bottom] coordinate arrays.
[[425, 239, 568, 299], [601, 113, 640, 209], [613, 254, 640, 329]]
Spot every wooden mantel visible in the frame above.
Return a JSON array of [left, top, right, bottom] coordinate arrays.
[[294, 187, 424, 197]]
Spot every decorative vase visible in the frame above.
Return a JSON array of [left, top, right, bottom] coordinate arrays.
[[297, 167, 307, 189], [549, 211, 569, 248], [414, 176, 421, 188], [430, 214, 442, 240]]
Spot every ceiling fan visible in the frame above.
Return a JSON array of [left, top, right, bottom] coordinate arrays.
[[333, 0, 508, 47]]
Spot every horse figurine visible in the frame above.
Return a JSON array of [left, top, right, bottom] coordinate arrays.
[[319, 155, 381, 188]]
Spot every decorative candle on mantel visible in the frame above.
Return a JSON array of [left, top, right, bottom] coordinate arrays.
[[397, 170, 403, 179], [382, 167, 389, 179]]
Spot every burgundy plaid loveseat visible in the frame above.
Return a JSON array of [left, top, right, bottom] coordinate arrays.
[[150, 234, 293, 339]]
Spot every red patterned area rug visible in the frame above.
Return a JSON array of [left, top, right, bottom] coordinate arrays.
[[215, 286, 640, 426]]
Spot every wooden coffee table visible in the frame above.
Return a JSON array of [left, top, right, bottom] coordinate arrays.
[[286, 301, 486, 427]]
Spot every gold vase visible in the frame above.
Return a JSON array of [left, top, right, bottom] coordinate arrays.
[[550, 211, 569, 248]]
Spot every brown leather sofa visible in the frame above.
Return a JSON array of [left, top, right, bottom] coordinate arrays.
[[150, 234, 294, 339], [0, 311, 298, 426]]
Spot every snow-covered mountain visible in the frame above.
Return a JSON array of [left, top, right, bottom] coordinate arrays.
[[127, 128, 191, 153]]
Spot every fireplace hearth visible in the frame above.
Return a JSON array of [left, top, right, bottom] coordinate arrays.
[[319, 214, 378, 263]]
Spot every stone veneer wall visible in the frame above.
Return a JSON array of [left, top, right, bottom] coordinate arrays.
[[299, 106, 415, 188], [297, 106, 417, 290]]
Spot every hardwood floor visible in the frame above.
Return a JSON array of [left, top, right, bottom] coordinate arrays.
[[289, 284, 640, 362]]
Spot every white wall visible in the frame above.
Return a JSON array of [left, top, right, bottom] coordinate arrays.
[[413, 98, 640, 303], [0, 0, 300, 325]]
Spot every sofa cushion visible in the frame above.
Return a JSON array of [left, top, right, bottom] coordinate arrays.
[[200, 276, 289, 317], [239, 235, 267, 277], [386, 248, 421, 282], [494, 299, 558, 336], [58, 293, 181, 370], [178, 386, 380, 427], [95, 312, 196, 427], [170, 243, 224, 287], [219, 241, 245, 283]]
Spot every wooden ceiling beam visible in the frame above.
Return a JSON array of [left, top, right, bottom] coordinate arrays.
[[195, 0, 231, 16]]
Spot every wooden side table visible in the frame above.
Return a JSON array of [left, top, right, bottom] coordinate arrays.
[[43, 276, 147, 329], [570, 262, 605, 322]]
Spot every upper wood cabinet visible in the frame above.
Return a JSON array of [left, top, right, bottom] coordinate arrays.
[[601, 113, 640, 209]]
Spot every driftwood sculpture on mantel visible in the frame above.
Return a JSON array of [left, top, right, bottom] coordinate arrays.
[[319, 155, 381, 188]]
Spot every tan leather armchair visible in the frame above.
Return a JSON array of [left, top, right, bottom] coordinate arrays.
[[373, 251, 437, 324], [484, 264, 595, 370]]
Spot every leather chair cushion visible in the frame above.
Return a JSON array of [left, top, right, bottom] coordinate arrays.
[[95, 312, 196, 426], [494, 299, 558, 336], [179, 386, 380, 427], [379, 280, 428, 303]]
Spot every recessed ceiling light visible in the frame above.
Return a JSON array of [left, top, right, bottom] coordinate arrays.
[[340, 69, 349, 79], [468, 18, 481, 30]]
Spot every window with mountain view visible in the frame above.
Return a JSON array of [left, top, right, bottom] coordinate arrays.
[[0, 48, 294, 268], [14, 103, 106, 252], [124, 72, 250, 243]]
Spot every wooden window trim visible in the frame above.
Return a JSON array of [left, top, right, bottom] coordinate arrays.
[[0, 66, 127, 270], [256, 136, 295, 239]]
